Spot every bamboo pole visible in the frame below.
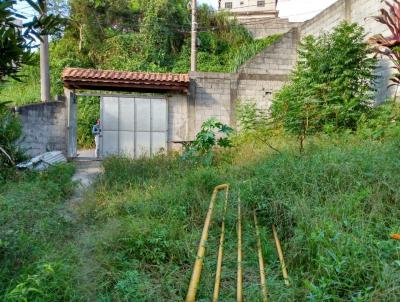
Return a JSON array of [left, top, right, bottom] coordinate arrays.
[[272, 224, 290, 286], [186, 184, 229, 302], [212, 187, 229, 302], [237, 196, 243, 302], [253, 211, 268, 302]]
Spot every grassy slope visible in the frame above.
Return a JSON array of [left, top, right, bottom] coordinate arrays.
[[1, 135, 399, 301]]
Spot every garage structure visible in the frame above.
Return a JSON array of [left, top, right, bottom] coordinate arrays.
[[100, 95, 168, 158], [62, 68, 190, 159]]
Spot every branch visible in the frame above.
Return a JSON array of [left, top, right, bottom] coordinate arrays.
[[0, 146, 15, 166], [257, 135, 282, 154]]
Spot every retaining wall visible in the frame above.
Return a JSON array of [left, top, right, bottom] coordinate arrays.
[[188, 29, 299, 137], [241, 17, 301, 39]]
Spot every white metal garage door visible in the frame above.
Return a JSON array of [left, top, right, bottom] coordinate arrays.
[[100, 96, 168, 158]]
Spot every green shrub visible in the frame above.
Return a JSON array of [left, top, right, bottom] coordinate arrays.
[[77, 96, 100, 149], [236, 100, 268, 132], [0, 57, 40, 105], [183, 118, 233, 165], [0, 101, 23, 181], [272, 22, 377, 151], [357, 100, 400, 140]]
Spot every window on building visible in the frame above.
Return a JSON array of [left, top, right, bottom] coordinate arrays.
[[240, 1, 244, 5], [257, 1, 265, 7], [225, 2, 232, 9]]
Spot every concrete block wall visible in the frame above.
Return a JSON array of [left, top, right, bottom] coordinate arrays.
[[14, 102, 67, 157], [300, 0, 389, 37], [236, 29, 299, 109], [240, 17, 301, 39], [237, 77, 286, 110], [240, 28, 299, 75], [190, 72, 233, 134], [167, 94, 189, 145], [299, 0, 346, 37]]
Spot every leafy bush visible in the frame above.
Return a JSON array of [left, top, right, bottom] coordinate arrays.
[[236, 100, 267, 132], [0, 55, 41, 105], [0, 101, 23, 181], [358, 100, 400, 140], [272, 22, 377, 151], [77, 96, 100, 149], [183, 118, 233, 165]]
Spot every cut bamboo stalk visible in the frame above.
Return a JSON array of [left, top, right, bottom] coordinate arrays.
[[237, 196, 243, 302], [212, 187, 229, 302], [186, 184, 229, 302], [272, 224, 290, 286], [253, 211, 268, 302]]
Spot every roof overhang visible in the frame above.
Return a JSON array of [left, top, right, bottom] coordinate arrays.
[[62, 68, 190, 94]]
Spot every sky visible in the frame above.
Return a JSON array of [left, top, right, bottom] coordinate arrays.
[[199, 0, 338, 22], [15, 0, 339, 23]]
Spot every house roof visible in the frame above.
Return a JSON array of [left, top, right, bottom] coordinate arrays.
[[62, 68, 190, 93]]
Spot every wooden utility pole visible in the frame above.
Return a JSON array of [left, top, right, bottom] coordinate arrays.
[[191, 0, 197, 72], [40, 0, 51, 102]]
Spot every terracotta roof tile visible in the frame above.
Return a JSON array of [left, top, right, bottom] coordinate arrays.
[[62, 68, 190, 93]]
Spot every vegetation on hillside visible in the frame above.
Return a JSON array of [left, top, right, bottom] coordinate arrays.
[[0, 1, 280, 106]]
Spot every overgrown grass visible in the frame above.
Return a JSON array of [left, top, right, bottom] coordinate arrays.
[[0, 63, 40, 106], [1, 134, 399, 301], [0, 164, 77, 301], [75, 134, 400, 300]]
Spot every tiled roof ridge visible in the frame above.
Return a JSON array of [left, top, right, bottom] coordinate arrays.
[[62, 67, 190, 83]]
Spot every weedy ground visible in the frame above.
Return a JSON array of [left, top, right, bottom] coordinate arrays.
[[0, 134, 399, 301]]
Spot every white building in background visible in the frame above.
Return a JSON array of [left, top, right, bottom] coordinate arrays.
[[219, 0, 278, 19]]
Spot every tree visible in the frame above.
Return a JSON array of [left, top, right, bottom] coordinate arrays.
[[0, 0, 63, 173], [272, 22, 377, 151], [0, 0, 63, 82]]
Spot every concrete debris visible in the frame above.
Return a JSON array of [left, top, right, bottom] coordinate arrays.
[[17, 151, 67, 171]]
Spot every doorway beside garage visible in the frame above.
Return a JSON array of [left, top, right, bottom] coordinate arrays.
[[76, 95, 100, 159]]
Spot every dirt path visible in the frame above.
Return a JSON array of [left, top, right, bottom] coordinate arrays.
[[61, 159, 103, 222]]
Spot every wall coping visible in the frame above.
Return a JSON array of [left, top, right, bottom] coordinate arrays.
[[13, 101, 65, 113], [300, 0, 344, 32]]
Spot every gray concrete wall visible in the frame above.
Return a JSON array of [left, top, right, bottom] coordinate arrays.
[[241, 18, 301, 39], [299, 0, 389, 37], [188, 29, 300, 135], [239, 28, 299, 75], [167, 94, 189, 147], [189, 72, 233, 134], [14, 102, 67, 157], [237, 28, 299, 109]]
